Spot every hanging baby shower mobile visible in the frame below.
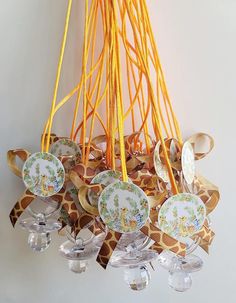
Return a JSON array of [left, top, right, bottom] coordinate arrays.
[[7, 0, 220, 292]]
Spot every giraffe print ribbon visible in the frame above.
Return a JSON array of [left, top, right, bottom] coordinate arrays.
[[9, 187, 67, 227], [7, 132, 220, 268], [141, 221, 186, 256]]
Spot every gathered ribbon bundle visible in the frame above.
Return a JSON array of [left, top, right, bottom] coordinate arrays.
[[7, 0, 219, 269]]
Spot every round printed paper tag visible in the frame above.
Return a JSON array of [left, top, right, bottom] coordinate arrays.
[[158, 193, 206, 241], [22, 152, 65, 197], [153, 141, 170, 183], [182, 141, 195, 184], [98, 181, 150, 233], [88, 170, 122, 206], [50, 138, 81, 158]]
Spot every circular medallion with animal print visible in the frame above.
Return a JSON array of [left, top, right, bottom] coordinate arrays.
[[22, 152, 65, 197], [158, 193, 206, 241], [98, 181, 150, 233]]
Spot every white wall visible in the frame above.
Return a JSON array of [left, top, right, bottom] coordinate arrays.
[[0, 1, 235, 302]]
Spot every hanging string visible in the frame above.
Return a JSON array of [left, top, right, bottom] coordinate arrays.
[[41, 0, 73, 152], [105, 0, 116, 170], [41, 0, 182, 195], [123, 0, 179, 194], [70, 0, 98, 141], [141, 0, 182, 143], [112, 1, 128, 182]]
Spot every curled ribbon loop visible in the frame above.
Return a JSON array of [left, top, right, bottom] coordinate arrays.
[[78, 185, 100, 216], [7, 149, 31, 178], [187, 133, 214, 160]]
